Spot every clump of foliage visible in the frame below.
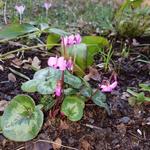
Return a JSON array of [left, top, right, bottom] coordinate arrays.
[[127, 83, 150, 106], [0, 26, 111, 141], [115, 0, 150, 37]]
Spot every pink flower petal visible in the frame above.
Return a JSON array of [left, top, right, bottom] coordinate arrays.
[[55, 81, 62, 96], [57, 57, 67, 71], [68, 35, 75, 45], [100, 81, 117, 92], [66, 57, 73, 71], [75, 34, 82, 44], [15, 5, 25, 14], [44, 2, 51, 10], [48, 56, 57, 68], [101, 85, 113, 92], [110, 81, 117, 89]]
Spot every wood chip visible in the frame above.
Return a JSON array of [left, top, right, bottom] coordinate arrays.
[[0, 100, 9, 112], [52, 138, 62, 150], [32, 56, 41, 70], [8, 73, 16, 82]]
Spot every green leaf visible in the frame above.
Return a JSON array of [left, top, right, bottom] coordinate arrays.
[[34, 67, 61, 81], [66, 43, 87, 74], [39, 23, 49, 31], [80, 87, 92, 99], [64, 88, 78, 96], [64, 71, 83, 89], [127, 89, 138, 97], [129, 0, 143, 8], [40, 96, 55, 111], [0, 23, 39, 40], [48, 28, 69, 36], [92, 90, 110, 114], [1, 95, 43, 141], [0, 0, 4, 8], [21, 79, 43, 93], [46, 34, 60, 50], [37, 80, 56, 94], [136, 92, 146, 102], [139, 84, 150, 92], [82, 36, 109, 66], [61, 96, 85, 121]]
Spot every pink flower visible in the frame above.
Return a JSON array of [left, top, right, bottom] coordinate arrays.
[[75, 34, 82, 44], [15, 5, 25, 15], [48, 56, 67, 71], [68, 35, 75, 45], [57, 57, 67, 71], [66, 57, 73, 71], [48, 56, 58, 68], [100, 81, 117, 92], [55, 81, 62, 96], [44, 1, 52, 10], [61, 34, 82, 47]]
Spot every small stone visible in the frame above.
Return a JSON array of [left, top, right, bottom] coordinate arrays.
[[119, 116, 130, 124]]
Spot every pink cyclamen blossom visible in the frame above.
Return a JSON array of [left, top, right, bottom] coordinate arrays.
[[44, 1, 52, 10], [47, 56, 58, 68], [48, 56, 67, 71], [66, 57, 73, 71], [100, 81, 117, 92], [55, 81, 62, 96], [15, 5, 25, 15], [74, 34, 82, 44], [61, 34, 82, 47], [56, 57, 67, 71]]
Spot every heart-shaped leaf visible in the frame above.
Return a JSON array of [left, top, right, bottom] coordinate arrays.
[[37, 80, 57, 94], [48, 28, 69, 36], [66, 44, 87, 72], [64, 71, 83, 89], [64, 88, 78, 96], [80, 87, 92, 99], [1, 95, 43, 141], [61, 96, 85, 121], [21, 79, 43, 93], [34, 67, 61, 81], [40, 96, 55, 111], [47, 34, 60, 50], [92, 90, 110, 114], [82, 36, 109, 66], [0, 23, 39, 40]]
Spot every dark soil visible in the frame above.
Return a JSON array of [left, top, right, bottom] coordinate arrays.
[[0, 40, 150, 150]]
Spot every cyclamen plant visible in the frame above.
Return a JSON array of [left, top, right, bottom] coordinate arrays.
[[44, 0, 52, 18], [0, 33, 111, 142], [21, 34, 110, 121], [61, 34, 82, 47], [15, 4, 25, 24]]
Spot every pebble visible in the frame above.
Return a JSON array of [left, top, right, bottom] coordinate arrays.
[[119, 116, 130, 124]]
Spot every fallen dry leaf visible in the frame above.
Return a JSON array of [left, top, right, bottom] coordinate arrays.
[[59, 120, 69, 130], [32, 56, 41, 70], [84, 67, 101, 81], [80, 140, 91, 150], [8, 73, 16, 82], [12, 58, 23, 67], [0, 100, 9, 112], [52, 138, 62, 150]]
